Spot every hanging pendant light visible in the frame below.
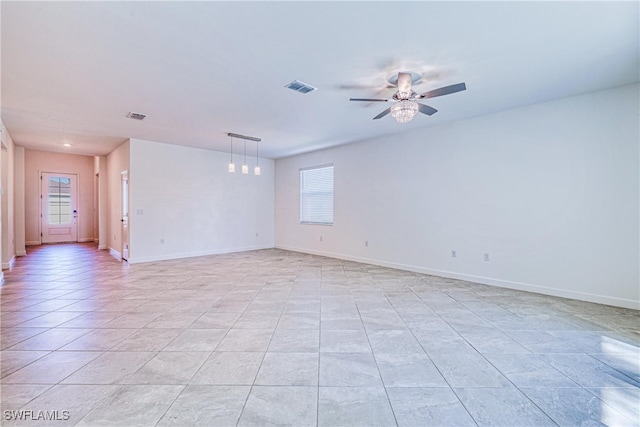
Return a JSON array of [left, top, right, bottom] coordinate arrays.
[[242, 140, 249, 174], [254, 140, 261, 176], [226, 133, 261, 175], [228, 135, 235, 173]]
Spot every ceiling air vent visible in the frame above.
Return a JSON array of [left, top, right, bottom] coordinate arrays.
[[126, 112, 146, 120], [285, 80, 317, 94]]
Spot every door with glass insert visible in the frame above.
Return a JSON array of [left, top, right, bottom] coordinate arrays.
[[41, 173, 78, 243]]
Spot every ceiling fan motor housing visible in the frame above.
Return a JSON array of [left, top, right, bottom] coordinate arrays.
[[393, 91, 417, 101]]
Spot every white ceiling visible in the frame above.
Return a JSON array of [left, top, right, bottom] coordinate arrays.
[[1, 1, 638, 159]]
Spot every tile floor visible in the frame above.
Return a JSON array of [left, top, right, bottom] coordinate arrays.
[[1, 243, 639, 426]]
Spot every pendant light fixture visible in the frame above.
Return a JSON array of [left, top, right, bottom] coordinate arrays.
[[254, 140, 261, 176], [226, 133, 262, 175], [242, 140, 249, 174], [228, 135, 235, 173]]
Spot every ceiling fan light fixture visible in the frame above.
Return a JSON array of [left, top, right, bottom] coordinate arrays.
[[350, 71, 466, 122], [391, 100, 418, 123]]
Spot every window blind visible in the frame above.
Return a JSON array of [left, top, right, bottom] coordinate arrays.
[[300, 165, 334, 225]]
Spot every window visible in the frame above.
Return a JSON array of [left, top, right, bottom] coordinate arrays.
[[47, 176, 72, 225], [300, 165, 334, 225]]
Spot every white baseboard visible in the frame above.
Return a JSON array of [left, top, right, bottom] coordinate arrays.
[[275, 244, 640, 310], [127, 244, 275, 265], [2, 256, 16, 270], [27, 239, 95, 245], [98, 244, 108, 250], [0, 270, 4, 284], [109, 247, 122, 260], [16, 249, 26, 257]]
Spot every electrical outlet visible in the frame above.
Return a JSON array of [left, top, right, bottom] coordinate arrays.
[[160, 238, 165, 244], [365, 240, 368, 247], [320, 236, 323, 242], [484, 252, 490, 262], [256, 232, 259, 238], [451, 250, 457, 258]]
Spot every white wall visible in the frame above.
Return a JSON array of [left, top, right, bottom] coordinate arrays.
[[275, 84, 640, 309], [128, 138, 274, 264]]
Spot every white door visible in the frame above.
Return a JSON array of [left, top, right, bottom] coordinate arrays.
[[121, 171, 129, 261], [41, 172, 78, 243]]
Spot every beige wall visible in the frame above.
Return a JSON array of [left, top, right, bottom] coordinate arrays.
[[96, 155, 108, 250], [1, 120, 16, 272], [14, 146, 26, 256], [24, 149, 95, 245], [2, 146, 13, 267], [106, 140, 129, 255]]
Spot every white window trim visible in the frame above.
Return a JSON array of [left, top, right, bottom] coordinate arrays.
[[300, 164, 334, 226]]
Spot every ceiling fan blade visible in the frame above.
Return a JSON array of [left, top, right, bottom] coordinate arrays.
[[350, 98, 389, 102], [373, 107, 392, 120], [418, 82, 466, 99], [397, 72, 412, 94], [417, 103, 438, 116]]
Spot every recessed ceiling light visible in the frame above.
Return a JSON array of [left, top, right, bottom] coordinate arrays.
[[63, 143, 72, 147]]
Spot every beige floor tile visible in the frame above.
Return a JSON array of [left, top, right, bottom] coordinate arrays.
[[1, 243, 637, 427]]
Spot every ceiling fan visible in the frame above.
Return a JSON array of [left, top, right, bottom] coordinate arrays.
[[349, 72, 466, 123]]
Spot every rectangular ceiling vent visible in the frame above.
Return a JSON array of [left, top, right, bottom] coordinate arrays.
[[126, 112, 146, 120], [285, 80, 317, 94]]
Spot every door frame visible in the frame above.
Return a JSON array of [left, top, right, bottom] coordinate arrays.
[[39, 171, 79, 244], [121, 170, 129, 261]]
